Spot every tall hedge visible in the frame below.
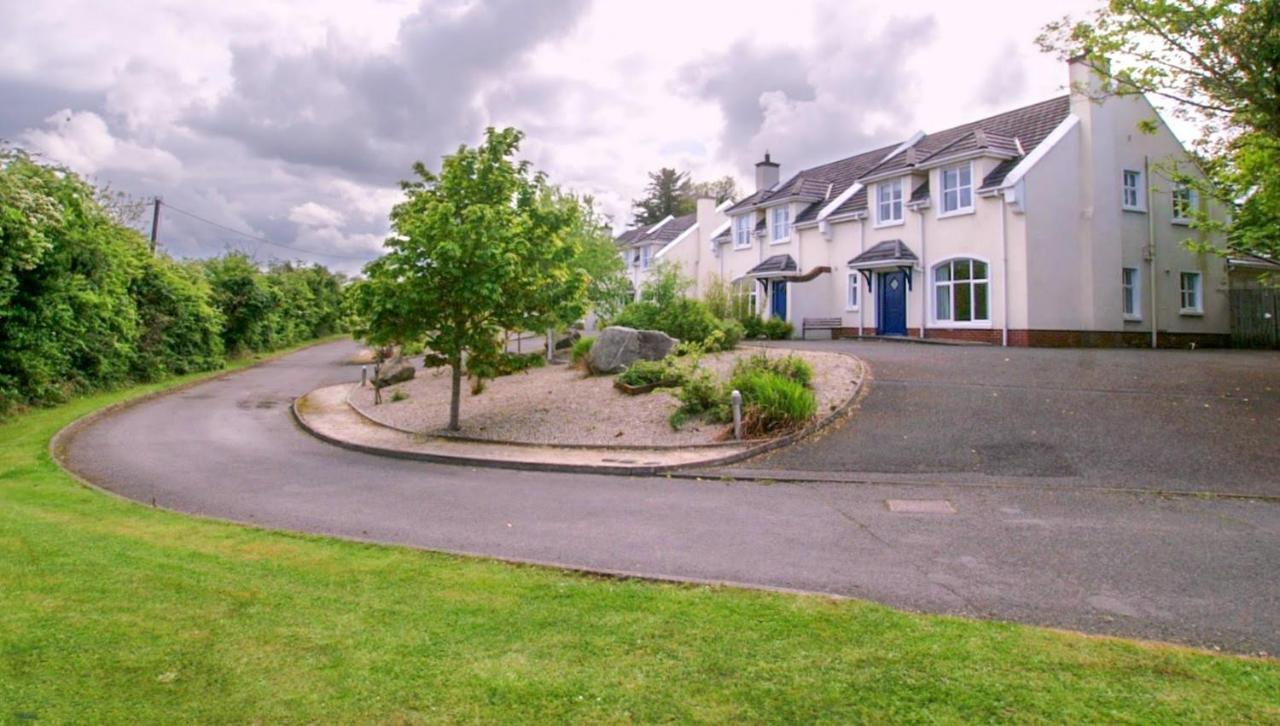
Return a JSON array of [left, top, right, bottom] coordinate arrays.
[[0, 150, 347, 416]]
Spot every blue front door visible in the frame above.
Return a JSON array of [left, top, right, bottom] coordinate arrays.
[[878, 270, 907, 336], [770, 280, 787, 320]]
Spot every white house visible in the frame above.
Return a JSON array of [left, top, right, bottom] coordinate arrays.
[[686, 57, 1234, 347], [614, 199, 730, 297]]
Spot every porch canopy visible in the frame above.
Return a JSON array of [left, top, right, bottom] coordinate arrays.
[[847, 239, 918, 289], [744, 254, 831, 283]]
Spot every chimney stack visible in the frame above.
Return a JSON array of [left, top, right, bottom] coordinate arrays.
[[754, 152, 780, 192]]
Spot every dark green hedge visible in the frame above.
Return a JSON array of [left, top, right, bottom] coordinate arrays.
[[0, 150, 347, 416]]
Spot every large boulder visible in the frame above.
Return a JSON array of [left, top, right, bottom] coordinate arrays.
[[588, 326, 677, 374], [374, 354, 415, 387]]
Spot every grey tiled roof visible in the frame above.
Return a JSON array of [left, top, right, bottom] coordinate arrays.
[[848, 240, 918, 268], [747, 254, 798, 276], [614, 212, 696, 248]]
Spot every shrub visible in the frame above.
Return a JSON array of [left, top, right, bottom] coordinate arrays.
[[617, 359, 684, 388], [717, 319, 745, 350], [570, 336, 595, 365], [741, 315, 767, 340], [730, 371, 817, 436], [390, 389, 409, 403], [732, 351, 813, 388], [611, 263, 737, 352], [763, 318, 794, 340]]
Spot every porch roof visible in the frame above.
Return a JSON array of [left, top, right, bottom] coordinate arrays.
[[847, 239, 918, 269], [746, 254, 798, 278]]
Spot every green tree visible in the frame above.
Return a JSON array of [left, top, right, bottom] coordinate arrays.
[[1038, 0, 1280, 261], [691, 176, 739, 205], [564, 194, 630, 320], [631, 168, 695, 226], [355, 127, 588, 430]]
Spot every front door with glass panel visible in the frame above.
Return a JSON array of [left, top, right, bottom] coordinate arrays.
[[878, 270, 907, 336]]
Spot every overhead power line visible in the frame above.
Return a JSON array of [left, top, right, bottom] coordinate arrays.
[[159, 200, 377, 261]]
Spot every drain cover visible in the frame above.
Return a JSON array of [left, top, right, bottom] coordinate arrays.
[[886, 499, 955, 514]]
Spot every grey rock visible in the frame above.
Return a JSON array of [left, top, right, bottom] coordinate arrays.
[[374, 354, 415, 387], [588, 326, 677, 374]]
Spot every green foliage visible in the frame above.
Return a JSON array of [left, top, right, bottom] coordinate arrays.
[[730, 370, 817, 437], [617, 358, 685, 388], [732, 351, 813, 388], [763, 318, 794, 340], [612, 263, 740, 351], [350, 127, 589, 429], [631, 168, 694, 226], [570, 336, 595, 365], [741, 315, 767, 339], [467, 349, 546, 393], [703, 273, 755, 322], [566, 195, 631, 320], [1038, 0, 1280, 261], [0, 149, 345, 416], [389, 389, 408, 403]]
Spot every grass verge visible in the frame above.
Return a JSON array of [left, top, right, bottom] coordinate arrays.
[[1, 341, 1278, 722]]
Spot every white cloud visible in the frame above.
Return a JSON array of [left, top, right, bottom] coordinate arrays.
[[289, 201, 346, 228], [20, 109, 182, 181]]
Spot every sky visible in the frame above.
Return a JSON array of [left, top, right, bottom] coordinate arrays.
[[1, 0, 1103, 274]]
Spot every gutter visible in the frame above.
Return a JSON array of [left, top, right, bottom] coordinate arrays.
[[1147, 155, 1158, 349]]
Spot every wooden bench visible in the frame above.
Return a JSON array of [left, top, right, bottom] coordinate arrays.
[[801, 317, 843, 339]]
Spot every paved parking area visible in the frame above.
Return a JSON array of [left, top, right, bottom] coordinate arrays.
[[745, 340, 1280, 496]]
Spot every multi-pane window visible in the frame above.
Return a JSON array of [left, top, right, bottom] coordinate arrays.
[[1123, 169, 1145, 211], [733, 214, 752, 249], [771, 206, 790, 241], [940, 163, 973, 214], [1122, 267, 1140, 319], [846, 272, 860, 310], [934, 258, 990, 323], [1180, 271, 1203, 313], [641, 245, 652, 269], [1172, 184, 1196, 223], [877, 180, 903, 225]]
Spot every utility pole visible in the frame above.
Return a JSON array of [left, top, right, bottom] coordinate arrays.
[[149, 197, 162, 253]]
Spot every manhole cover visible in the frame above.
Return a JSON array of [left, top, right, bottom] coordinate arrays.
[[886, 499, 955, 514]]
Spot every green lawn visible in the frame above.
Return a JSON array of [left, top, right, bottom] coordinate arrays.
[[1, 350, 1277, 723]]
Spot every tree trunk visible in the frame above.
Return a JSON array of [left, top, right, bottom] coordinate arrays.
[[448, 357, 462, 431]]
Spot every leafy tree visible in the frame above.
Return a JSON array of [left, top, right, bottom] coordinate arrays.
[[691, 176, 739, 205], [631, 168, 695, 226], [354, 127, 588, 430], [201, 253, 279, 353], [565, 194, 631, 320], [1038, 0, 1280, 260]]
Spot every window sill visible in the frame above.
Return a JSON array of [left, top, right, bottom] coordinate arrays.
[[1179, 309, 1204, 317], [873, 219, 905, 229], [1122, 206, 1147, 214], [937, 207, 975, 220], [769, 237, 791, 246], [732, 244, 752, 251], [1172, 219, 1191, 226], [931, 320, 993, 329], [845, 307, 860, 313], [1123, 315, 1143, 323]]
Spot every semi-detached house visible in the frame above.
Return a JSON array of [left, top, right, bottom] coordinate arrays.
[[624, 57, 1239, 347]]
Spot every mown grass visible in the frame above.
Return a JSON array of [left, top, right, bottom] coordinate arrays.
[[1, 344, 1278, 722]]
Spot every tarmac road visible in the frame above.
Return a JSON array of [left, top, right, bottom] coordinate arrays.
[[62, 339, 1280, 655]]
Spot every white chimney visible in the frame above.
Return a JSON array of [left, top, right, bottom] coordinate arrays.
[[754, 152, 780, 192]]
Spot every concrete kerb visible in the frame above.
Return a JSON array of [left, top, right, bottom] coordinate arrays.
[[293, 351, 871, 476]]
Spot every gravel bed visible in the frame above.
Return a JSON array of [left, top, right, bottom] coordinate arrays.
[[348, 348, 862, 447]]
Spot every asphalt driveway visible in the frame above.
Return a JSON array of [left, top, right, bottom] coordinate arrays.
[[746, 340, 1280, 496], [60, 339, 1280, 654]]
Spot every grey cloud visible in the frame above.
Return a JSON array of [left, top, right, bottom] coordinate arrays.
[[682, 14, 936, 177], [193, 0, 591, 184], [977, 43, 1027, 106], [0, 78, 105, 141]]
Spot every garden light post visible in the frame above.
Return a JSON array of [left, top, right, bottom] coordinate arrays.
[[731, 389, 742, 441]]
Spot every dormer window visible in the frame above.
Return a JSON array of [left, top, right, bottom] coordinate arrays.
[[876, 180, 903, 226], [733, 214, 752, 249], [940, 162, 973, 215], [770, 206, 791, 242]]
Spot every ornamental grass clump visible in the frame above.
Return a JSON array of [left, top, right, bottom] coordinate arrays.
[[570, 336, 595, 367], [729, 370, 816, 437], [616, 358, 684, 388]]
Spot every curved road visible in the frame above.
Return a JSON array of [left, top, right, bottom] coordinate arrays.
[[64, 339, 1280, 654]]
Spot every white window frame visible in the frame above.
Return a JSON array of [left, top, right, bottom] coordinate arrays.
[[846, 271, 861, 311], [875, 180, 904, 227], [939, 162, 974, 217], [640, 245, 652, 269], [1122, 169, 1146, 212], [732, 214, 752, 249], [932, 256, 992, 327], [1172, 184, 1197, 225], [1122, 266, 1141, 320], [1179, 271, 1203, 315], [770, 205, 791, 243]]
